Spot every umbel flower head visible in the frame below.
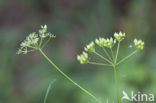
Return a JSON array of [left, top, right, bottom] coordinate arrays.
[[84, 41, 95, 52], [17, 25, 55, 54], [95, 37, 116, 48], [77, 52, 88, 64], [114, 32, 126, 41], [95, 37, 105, 47], [134, 39, 144, 50]]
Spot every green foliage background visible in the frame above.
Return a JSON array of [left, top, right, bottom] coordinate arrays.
[[0, 0, 156, 103]]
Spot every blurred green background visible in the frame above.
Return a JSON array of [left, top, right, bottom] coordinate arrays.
[[0, 0, 156, 103]]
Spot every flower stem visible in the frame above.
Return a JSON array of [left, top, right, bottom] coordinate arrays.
[[102, 47, 113, 61], [115, 42, 120, 64], [117, 50, 137, 65], [93, 51, 113, 65], [111, 48, 115, 63], [39, 48, 101, 103], [39, 37, 43, 46], [87, 61, 112, 67], [41, 37, 51, 49], [113, 65, 119, 103]]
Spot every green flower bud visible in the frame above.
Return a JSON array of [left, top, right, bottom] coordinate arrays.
[[77, 52, 88, 64], [95, 37, 116, 48], [95, 37, 105, 47], [134, 39, 144, 50], [114, 32, 126, 41], [103, 37, 116, 48], [84, 41, 95, 52]]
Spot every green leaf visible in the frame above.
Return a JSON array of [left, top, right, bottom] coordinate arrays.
[[43, 79, 56, 103]]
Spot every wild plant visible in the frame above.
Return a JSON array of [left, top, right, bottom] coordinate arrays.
[[17, 25, 101, 103], [17, 25, 144, 103], [77, 32, 144, 103]]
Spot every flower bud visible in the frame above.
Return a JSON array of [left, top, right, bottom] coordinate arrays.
[[114, 32, 126, 41], [134, 39, 144, 50], [95, 37, 105, 47], [95, 37, 116, 48], [103, 37, 116, 48], [77, 52, 88, 64], [84, 41, 95, 52]]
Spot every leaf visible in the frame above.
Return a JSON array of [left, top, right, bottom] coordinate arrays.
[[43, 79, 56, 103]]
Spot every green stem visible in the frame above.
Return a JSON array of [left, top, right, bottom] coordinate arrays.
[[39, 48, 101, 103], [110, 48, 115, 63], [87, 61, 112, 67], [93, 51, 113, 65], [26, 49, 36, 53], [40, 37, 43, 46], [115, 42, 120, 64], [102, 47, 113, 62], [41, 37, 51, 49], [117, 50, 137, 65], [113, 65, 119, 103], [28, 46, 36, 49]]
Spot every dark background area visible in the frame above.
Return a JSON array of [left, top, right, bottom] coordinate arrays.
[[0, 0, 156, 103]]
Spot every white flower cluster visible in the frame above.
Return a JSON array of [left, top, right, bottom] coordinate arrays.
[[77, 52, 88, 64], [95, 37, 116, 48], [39, 25, 47, 38], [134, 39, 144, 50], [17, 25, 55, 54], [77, 32, 126, 64], [77, 41, 95, 64], [76, 32, 144, 64], [21, 32, 39, 47], [114, 32, 126, 41], [84, 41, 95, 52], [38, 25, 55, 38]]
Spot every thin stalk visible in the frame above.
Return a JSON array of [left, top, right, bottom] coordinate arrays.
[[87, 61, 112, 67], [115, 42, 120, 64], [40, 37, 43, 46], [93, 51, 113, 65], [41, 37, 51, 49], [26, 49, 36, 53], [28, 45, 36, 49], [110, 48, 115, 63], [39, 48, 101, 103], [117, 50, 137, 65], [113, 65, 119, 103], [102, 47, 113, 61]]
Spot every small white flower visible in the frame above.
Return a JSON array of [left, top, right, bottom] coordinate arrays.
[[77, 52, 88, 64], [103, 37, 116, 48], [17, 25, 55, 54], [95, 37, 105, 47], [17, 32, 39, 54], [134, 39, 144, 50], [46, 32, 56, 38], [84, 41, 95, 52], [39, 25, 48, 38], [114, 32, 126, 41], [95, 37, 116, 48]]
